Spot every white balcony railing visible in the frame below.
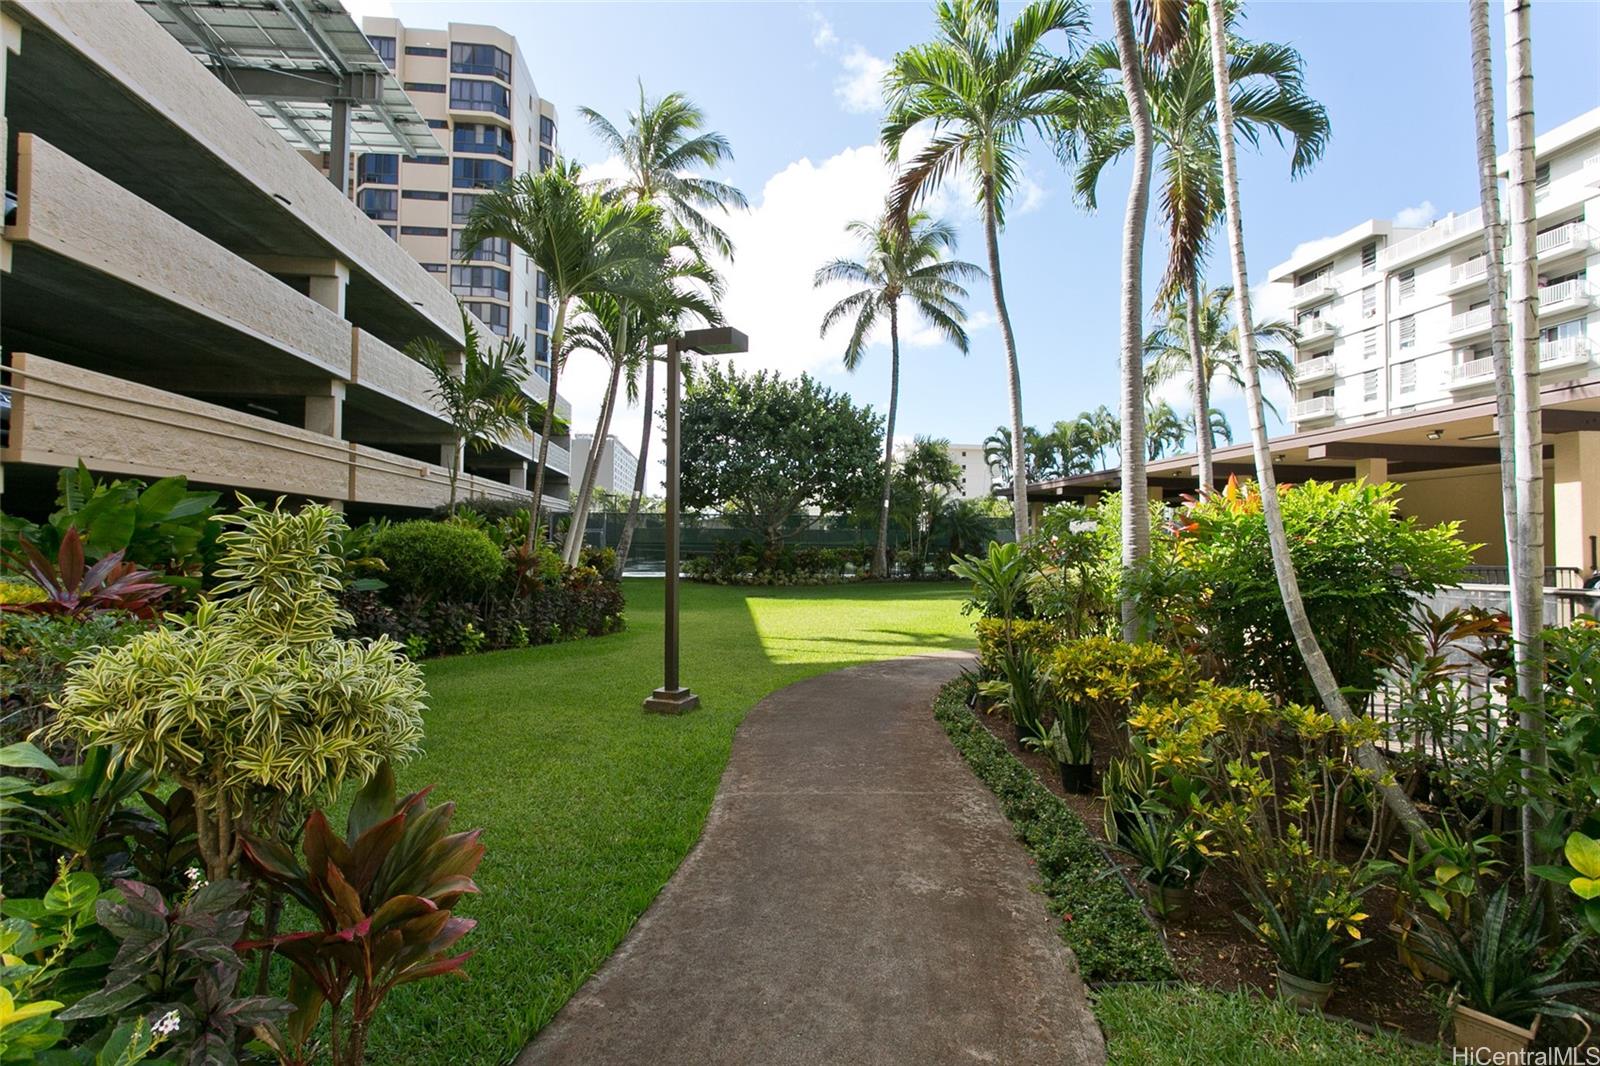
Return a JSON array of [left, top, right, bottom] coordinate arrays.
[[1450, 357, 1496, 387], [1294, 355, 1335, 382], [1297, 318, 1338, 345], [1292, 395, 1336, 422], [1290, 275, 1337, 306], [1536, 221, 1596, 258], [1449, 305, 1493, 337], [1538, 279, 1594, 315], [1381, 207, 1484, 269], [1449, 257, 1489, 288], [1539, 336, 1593, 370]]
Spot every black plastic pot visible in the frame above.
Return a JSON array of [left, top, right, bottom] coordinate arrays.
[[1014, 721, 1030, 748], [1058, 762, 1094, 794]]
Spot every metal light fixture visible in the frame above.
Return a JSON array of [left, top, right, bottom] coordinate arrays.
[[643, 326, 749, 715], [1427, 430, 1444, 440]]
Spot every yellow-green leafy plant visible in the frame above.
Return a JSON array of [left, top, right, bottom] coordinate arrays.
[[974, 618, 1062, 678], [1046, 637, 1193, 754], [46, 500, 427, 880]]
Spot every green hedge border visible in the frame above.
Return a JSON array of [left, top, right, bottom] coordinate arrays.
[[932, 678, 1175, 983]]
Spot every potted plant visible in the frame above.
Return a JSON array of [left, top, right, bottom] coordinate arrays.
[[1242, 870, 1373, 1010], [1110, 806, 1207, 919], [977, 645, 1046, 748], [1023, 706, 1093, 792], [1410, 884, 1599, 1056], [1390, 826, 1501, 982]]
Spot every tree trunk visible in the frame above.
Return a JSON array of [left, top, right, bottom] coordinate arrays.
[[876, 302, 901, 578], [563, 354, 624, 566], [615, 354, 656, 576], [1504, 0, 1546, 889], [1185, 268, 1213, 493], [981, 175, 1030, 544], [447, 432, 462, 511], [527, 297, 570, 550], [1111, 0, 1152, 641], [1205, 0, 1427, 843]]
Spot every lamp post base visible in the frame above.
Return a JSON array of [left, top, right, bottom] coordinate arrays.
[[643, 687, 701, 715]]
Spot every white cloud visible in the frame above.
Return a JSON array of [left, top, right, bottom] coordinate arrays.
[[810, 10, 839, 50], [1393, 199, 1437, 228], [339, 0, 394, 23], [1014, 173, 1048, 217], [836, 46, 889, 114]]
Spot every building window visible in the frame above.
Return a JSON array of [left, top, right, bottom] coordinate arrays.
[[1398, 269, 1416, 301], [403, 82, 446, 94], [407, 155, 448, 166], [453, 231, 510, 265], [405, 45, 447, 57], [402, 189, 448, 201], [1363, 369, 1379, 404], [453, 122, 514, 160], [357, 153, 398, 185], [452, 193, 478, 224], [536, 270, 549, 298], [1535, 162, 1551, 190], [449, 78, 510, 117], [464, 300, 510, 336], [534, 334, 550, 361], [358, 188, 397, 221], [539, 146, 554, 171], [400, 225, 448, 237], [535, 364, 550, 382], [451, 42, 512, 80], [540, 115, 555, 145], [421, 262, 448, 274], [453, 157, 513, 190], [1363, 329, 1378, 359], [1398, 361, 1417, 394], [379, 224, 397, 240], [1361, 286, 1376, 318], [425, 118, 448, 129], [1398, 315, 1416, 350], [367, 35, 395, 68], [535, 302, 550, 330], [450, 265, 510, 299], [1361, 241, 1377, 275]]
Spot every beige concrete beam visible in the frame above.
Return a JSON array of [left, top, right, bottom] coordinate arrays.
[[243, 255, 350, 317], [1553, 432, 1600, 572]]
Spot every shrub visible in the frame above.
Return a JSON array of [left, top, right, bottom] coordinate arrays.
[[1046, 637, 1193, 750], [372, 520, 505, 600], [1, 613, 145, 746], [974, 618, 1062, 677], [47, 501, 428, 879]]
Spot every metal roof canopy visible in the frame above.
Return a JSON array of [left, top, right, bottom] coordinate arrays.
[[138, 0, 442, 164]]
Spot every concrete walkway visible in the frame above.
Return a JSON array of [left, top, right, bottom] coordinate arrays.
[[519, 654, 1106, 1066]]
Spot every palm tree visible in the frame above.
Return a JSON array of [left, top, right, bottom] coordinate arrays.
[[1145, 398, 1187, 460], [1502, 0, 1546, 886], [1077, 13, 1328, 493], [815, 211, 982, 577], [460, 160, 662, 548], [408, 309, 529, 510], [1144, 281, 1296, 472], [882, 0, 1092, 543], [984, 425, 1016, 487], [580, 87, 746, 571], [1201, 0, 1426, 841], [562, 236, 722, 566]]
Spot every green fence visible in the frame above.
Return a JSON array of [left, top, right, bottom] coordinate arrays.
[[580, 511, 1014, 572]]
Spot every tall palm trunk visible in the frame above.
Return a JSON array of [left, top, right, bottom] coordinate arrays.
[[614, 353, 656, 576], [564, 313, 631, 566], [1204, 0, 1426, 842], [1185, 269, 1213, 493], [876, 301, 902, 578], [527, 297, 570, 550], [981, 174, 1030, 543], [1111, 0, 1152, 641], [1504, 0, 1546, 888]]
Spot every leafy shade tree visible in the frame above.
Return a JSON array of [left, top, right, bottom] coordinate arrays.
[[1077, 7, 1328, 490], [1201, 0, 1426, 841], [883, 0, 1092, 542], [890, 435, 965, 572], [680, 362, 882, 550], [815, 211, 982, 577], [408, 309, 529, 510], [459, 159, 661, 546]]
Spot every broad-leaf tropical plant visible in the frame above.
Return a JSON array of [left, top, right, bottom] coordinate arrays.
[[1, 529, 170, 620], [815, 211, 982, 577], [883, 0, 1093, 543]]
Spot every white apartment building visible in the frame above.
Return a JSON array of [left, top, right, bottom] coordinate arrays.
[[571, 435, 639, 495], [1272, 108, 1600, 432], [355, 18, 560, 381], [947, 443, 998, 500]]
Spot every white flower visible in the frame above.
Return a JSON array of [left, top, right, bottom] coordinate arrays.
[[153, 1010, 181, 1037], [185, 866, 203, 885]]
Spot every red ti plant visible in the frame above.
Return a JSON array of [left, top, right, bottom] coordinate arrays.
[[240, 763, 484, 1066], [2, 527, 170, 618]]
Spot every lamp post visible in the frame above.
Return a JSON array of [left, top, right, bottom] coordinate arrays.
[[644, 325, 748, 715]]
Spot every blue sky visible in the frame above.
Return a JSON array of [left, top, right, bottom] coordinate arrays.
[[350, 0, 1600, 487]]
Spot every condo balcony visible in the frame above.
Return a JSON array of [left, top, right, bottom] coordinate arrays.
[[1535, 220, 1597, 260], [1289, 275, 1337, 308], [1448, 305, 1493, 340], [1294, 355, 1336, 384], [1380, 207, 1484, 271], [1444, 256, 1491, 294], [1539, 335, 1594, 373], [1296, 318, 1339, 349], [1538, 278, 1595, 317], [1291, 395, 1337, 423], [1448, 355, 1496, 391]]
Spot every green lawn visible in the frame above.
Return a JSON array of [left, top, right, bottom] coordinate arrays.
[[363, 579, 975, 1065]]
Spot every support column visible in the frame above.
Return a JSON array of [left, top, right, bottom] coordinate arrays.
[[329, 98, 351, 194], [242, 256, 350, 318], [508, 462, 529, 491], [1552, 431, 1600, 573], [304, 381, 345, 439], [1354, 457, 1389, 484]]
